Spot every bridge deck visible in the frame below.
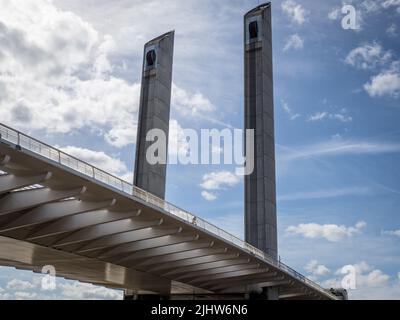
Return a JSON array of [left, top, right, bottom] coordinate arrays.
[[0, 123, 337, 300]]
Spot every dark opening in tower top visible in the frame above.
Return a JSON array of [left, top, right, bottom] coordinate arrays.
[[249, 21, 259, 40], [146, 49, 156, 67]]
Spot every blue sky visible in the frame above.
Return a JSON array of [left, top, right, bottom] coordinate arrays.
[[0, 0, 400, 299]]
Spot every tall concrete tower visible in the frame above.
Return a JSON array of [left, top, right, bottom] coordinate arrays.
[[134, 31, 175, 200], [244, 3, 277, 259]]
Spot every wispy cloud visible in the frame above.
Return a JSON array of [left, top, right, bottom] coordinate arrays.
[[278, 186, 372, 202], [345, 42, 392, 70], [305, 260, 330, 277], [308, 110, 352, 123], [308, 112, 328, 122], [207, 213, 244, 240], [382, 229, 400, 237], [281, 99, 300, 120], [172, 83, 215, 119], [283, 34, 304, 52], [281, 0, 308, 25], [386, 24, 397, 37], [201, 190, 217, 202], [381, 0, 400, 11], [327, 7, 340, 21], [344, 41, 400, 99], [277, 139, 400, 163], [328, 0, 400, 31]]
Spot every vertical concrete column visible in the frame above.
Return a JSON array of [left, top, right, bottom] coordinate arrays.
[[244, 3, 277, 260], [134, 31, 175, 200]]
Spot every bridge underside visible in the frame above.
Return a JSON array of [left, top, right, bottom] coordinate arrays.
[[0, 133, 336, 300]]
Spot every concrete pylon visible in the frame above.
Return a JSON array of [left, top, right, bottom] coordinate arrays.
[[126, 32, 174, 301], [133, 31, 175, 200], [244, 3, 277, 260]]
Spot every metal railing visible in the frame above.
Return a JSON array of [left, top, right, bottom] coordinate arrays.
[[0, 123, 336, 299]]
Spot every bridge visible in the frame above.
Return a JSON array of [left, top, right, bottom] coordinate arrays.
[[0, 123, 337, 300]]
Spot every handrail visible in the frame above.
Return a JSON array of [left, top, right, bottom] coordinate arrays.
[[0, 123, 336, 299]]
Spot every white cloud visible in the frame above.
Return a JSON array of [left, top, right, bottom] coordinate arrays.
[[0, 0, 141, 148], [322, 261, 393, 298], [172, 85, 232, 128], [168, 119, 190, 159], [305, 260, 330, 276], [0, 271, 123, 300], [200, 171, 240, 191], [382, 229, 400, 237], [59, 282, 122, 300], [364, 71, 400, 98], [281, 0, 308, 25], [59, 146, 129, 179], [199, 170, 240, 201], [0, 0, 221, 149], [6, 279, 35, 291], [14, 292, 38, 300], [283, 34, 304, 52], [172, 83, 215, 118], [286, 221, 366, 242], [278, 186, 372, 201], [54, 1, 239, 128], [336, 261, 371, 275], [104, 124, 138, 149], [335, 261, 390, 288], [345, 42, 392, 70], [0, 286, 11, 300], [281, 100, 300, 120], [344, 42, 400, 99], [201, 191, 217, 202]]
